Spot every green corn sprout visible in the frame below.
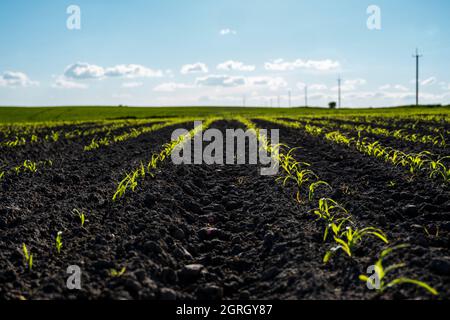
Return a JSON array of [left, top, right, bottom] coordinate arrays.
[[55, 231, 63, 254], [109, 267, 126, 277], [22, 243, 33, 271], [313, 198, 350, 224], [359, 245, 438, 296], [73, 209, 86, 227], [324, 226, 388, 263], [308, 181, 332, 201], [51, 131, 60, 142]]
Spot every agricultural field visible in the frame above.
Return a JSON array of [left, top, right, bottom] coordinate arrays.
[[0, 106, 449, 300]]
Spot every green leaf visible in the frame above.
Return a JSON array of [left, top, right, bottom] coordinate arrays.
[[387, 278, 438, 296]]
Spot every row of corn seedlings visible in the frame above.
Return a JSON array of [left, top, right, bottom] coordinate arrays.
[[0, 119, 103, 142], [263, 118, 450, 183], [301, 118, 448, 148], [280, 115, 448, 149], [237, 117, 438, 297], [294, 114, 450, 137], [0, 119, 167, 148], [112, 118, 217, 200], [0, 159, 53, 181], [83, 119, 188, 151]]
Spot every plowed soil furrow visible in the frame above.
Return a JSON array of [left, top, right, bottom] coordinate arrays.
[[0, 122, 165, 167], [1, 119, 449, 301], [256, 119, 450, 297], [0, 120, 370, 300], [0, 123, 193, 291]]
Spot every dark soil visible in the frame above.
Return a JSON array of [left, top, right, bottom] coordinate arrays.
[[0, 119, 449, 300]]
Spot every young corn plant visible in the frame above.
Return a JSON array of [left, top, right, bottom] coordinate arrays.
[[359, 245, 438, 296], [312, 198, 353, 242], [55, 231, 63, 254], [22, 243, 33, 271], [109, 267, 126, 277], [23, 160, 37, 173], [308, 181, 332, 202], [324, 226, 389, 263], [73, 209, 86, 227]]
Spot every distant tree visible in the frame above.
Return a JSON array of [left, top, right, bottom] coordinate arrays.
[[329, 101, 337, 109]]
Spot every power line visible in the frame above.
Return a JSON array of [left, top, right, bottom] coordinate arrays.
[[413, 48, 423, 107]]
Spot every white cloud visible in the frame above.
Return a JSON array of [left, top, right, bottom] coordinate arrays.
[[421, 77, 436, 86], [194, 75, 288, 91], [379, 84, 409, 92], [217, 60, 255, 72], [331, 78, 366, 91], [52, 76, 87, 89], [196, 75, 245, 87], [64, 63, 105, 79], [122, 82, 143, 88], [264, 58, 340, 71], [345, 79, 366, 86], [153, 82, 194, 92], [247, 76, 287, 91], [105, 64, 163, 78], [64, 62, 163, 80], [220, 28, 237, 35], [0, 71, 39, 87], [297, 82, 328, 91], [180, 62, 209, 75]]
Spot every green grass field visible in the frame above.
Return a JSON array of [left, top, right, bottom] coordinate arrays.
[[0, 105, 449, 123]]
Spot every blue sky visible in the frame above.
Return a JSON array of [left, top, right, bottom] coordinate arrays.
[[0, 0, 449, 107]]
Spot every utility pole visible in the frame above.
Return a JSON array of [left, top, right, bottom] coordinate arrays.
[[243, 95, 246, 107], [288, 90, 292, 108], [337, 75, 342, 108], [413, 48, 423, 107], [277, 95, 280, 108], [304, 85, 308, 107]]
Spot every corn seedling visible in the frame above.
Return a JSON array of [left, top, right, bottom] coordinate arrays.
[[423, 225, 439, 238], [22, 243, 33, 271], [109, 267, 126, 277], [313, 198, 350, 224], [324, 226, 388, 263], [309, 181, 332, 201], [55, 231, 63, 254], [73, 209, 86, 227], [359, 245, 438, 295]]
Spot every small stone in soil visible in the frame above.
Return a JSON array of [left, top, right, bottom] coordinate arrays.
[[403, 204, 419, 216], [160, 288, 177, 300], [178, 264, 205, 283], [198, 227, 221, 240], [196, 284, 224, 300], [430, 258, 450, 275]]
